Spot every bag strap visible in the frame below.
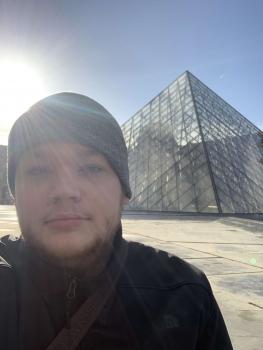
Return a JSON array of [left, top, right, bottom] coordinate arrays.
[[46, 239, 128, 350]]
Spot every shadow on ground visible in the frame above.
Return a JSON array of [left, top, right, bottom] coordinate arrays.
[[217, 274, 263, 297], [220, 218, 263, 234]]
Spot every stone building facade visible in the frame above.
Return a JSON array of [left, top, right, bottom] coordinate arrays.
[[0, 145, 14, 204]]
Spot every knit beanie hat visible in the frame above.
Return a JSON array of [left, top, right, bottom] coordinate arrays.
[[8, 92, 131, 199]]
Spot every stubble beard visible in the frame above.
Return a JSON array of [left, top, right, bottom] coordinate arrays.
[[19, 206, 123, 277]]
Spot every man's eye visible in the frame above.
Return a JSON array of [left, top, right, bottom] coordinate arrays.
[[79, 165, 103, 175]]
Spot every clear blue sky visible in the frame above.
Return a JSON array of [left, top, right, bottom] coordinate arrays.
[[0, 0, 262, 143]]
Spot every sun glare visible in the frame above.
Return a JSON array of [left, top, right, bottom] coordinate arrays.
[[0, 60, 47, 144]]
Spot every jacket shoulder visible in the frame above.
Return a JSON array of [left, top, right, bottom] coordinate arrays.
[[0, 234, 21, 269], [0, 235, 20, 350], [120, 241, 233, 349], [123, 240, 210, 291], [0, 234, 20, 299]]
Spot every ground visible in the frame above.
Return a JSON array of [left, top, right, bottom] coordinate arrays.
[[1, 206, 263, 350]]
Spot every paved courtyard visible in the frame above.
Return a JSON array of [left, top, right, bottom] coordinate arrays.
[[1, 206, 263, 349]]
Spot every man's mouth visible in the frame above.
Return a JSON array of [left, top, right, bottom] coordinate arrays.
[[44, 215, 90, 231]]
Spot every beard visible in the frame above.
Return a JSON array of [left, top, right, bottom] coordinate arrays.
[[19, 207, 123, 277]]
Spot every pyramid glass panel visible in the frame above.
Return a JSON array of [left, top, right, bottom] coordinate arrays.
[[188, 72, 263, 213], [122, 71, 263, 213], [122, 72, 218, 212]]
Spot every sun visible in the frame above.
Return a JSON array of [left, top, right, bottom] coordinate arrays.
[[0, 60, 47, 144]]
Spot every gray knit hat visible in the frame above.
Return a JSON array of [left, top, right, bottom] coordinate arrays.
[[8, 92, 131, 198]]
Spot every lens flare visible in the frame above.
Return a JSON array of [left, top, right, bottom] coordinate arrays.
[[0, 59, 47, 144], [249, 258, 257, 265]]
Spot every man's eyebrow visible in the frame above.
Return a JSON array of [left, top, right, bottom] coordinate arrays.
[[78, 148, 101, 157]]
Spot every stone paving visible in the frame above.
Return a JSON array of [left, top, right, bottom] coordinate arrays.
[[1, 206, 263, 350]]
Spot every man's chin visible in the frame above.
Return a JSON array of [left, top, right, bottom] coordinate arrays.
[[26, 232, 112, 273], [40, 239, 111, 275], [25, 232, 94, 262], [48, 235, 95, 255]]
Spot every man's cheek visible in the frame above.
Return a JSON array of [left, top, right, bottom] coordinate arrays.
[[17, 203, 30, 220], [17, 203, 36, 227]]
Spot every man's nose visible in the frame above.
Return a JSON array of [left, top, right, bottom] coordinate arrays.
[[48, 168, 81, 204]]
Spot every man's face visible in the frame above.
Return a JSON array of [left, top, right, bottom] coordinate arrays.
[[15, 142, 128, 271]]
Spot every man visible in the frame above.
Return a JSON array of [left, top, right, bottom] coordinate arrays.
[[0, 92, 233, 349]]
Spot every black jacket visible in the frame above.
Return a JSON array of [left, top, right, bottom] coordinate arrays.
[[0, 234, 233, 350]]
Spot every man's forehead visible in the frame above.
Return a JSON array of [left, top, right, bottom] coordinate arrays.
[[23, 142, 102, 160]]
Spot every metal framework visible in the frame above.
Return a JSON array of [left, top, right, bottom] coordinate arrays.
[[121, 71, 263, 213]]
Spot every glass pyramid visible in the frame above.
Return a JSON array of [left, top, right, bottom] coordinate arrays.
[[122, 71, 263, 213]]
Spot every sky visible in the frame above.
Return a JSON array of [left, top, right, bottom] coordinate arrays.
[[0, 0, 262, 144]]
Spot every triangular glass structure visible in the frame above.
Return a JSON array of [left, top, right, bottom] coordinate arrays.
[[122, 71, 263, 213]]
